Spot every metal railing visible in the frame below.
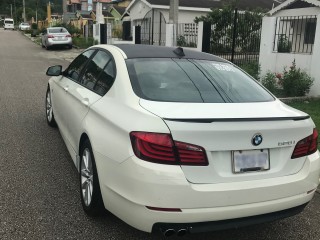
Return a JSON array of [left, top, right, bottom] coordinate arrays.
[[273, 15, 317, 54], [209, 9, 262, 66]]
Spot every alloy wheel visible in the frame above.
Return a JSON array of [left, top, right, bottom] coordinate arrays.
[[81, 148, 94, 206], [46, 90, 53, 122]]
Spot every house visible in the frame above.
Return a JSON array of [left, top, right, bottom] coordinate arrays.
[[123, 0, 284, 26], [67, 0, 82, 12], [259, 0, 320, 96]]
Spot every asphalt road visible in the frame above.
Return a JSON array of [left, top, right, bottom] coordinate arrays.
[[0, 29, 319, 240]]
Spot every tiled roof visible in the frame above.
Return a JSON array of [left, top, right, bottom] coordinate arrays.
[[145, 0, 282, 10], [113, 5, 126, 15]]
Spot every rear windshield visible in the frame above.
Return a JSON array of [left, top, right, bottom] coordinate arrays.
[[5, 20, 13, 24], [48, 28, 68, 33], [126, 58, 274, 103]]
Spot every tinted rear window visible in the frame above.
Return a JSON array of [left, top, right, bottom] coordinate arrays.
[[126, 58, 274, 103], [5, 20, 13, 24], [48, 28, 68, 33]]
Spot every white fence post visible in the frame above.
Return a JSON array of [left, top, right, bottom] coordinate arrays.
[[310, 14, 320, 96], [196, 21, 204, 52], [259, 17, 277, 77], [166, 23, 174, 47]]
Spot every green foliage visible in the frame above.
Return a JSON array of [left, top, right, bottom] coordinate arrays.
[[195, 4, 265, 54], [261, 72, 278, 94], [281, 60, 314, 97], [31, 23, 37, 30], [261, 60, 314, 97], [73, 37, 96, 49], [240, 61, 260, 80], [53, 23, 82, 36], [0, 0, 62, 23], [177, 35, 197, 48], [277, 35, 292, 53]]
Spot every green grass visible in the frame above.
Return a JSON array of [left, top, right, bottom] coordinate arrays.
[[286, 98, 320, 150]]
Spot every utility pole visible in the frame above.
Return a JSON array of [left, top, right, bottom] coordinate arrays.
[[36, 0, 38, 23], [10, 4, 12, 18], [169, 0, 179, 46], [62, 0, 67, 23], [23, 0, 26, 22]]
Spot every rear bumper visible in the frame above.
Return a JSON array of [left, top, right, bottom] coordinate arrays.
[[94, 151, 320, 232], [152, 202, 309, 234], [47, 38, 72, 46]]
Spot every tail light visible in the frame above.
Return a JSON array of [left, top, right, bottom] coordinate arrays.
[[130, 132, 208, 166], [66, 34, 71, 38], [292, 128, 318, 159], [47, 35, 54, 38]]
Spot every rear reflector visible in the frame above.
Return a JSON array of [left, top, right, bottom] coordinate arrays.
[[146, 206, 182, 212], [130, 132, 208, 166], [292, 129, 318, 159]]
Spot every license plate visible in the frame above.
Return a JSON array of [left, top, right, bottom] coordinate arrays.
[[58, 36, 62, 40], [232, 149, 270, 173]]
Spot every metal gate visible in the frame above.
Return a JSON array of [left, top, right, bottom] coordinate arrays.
[[209, 8, 262, 66], [140, 10, 166, 46]]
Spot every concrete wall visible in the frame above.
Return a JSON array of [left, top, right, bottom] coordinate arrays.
[[259, 9, 320, 97]]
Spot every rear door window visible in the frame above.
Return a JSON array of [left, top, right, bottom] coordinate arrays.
[[126, 58, 274, 103], [80, 50, 112, 92], [64, 49, 96, 83]]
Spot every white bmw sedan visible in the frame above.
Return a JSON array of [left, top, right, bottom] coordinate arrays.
[[45, 44, 320, 237]]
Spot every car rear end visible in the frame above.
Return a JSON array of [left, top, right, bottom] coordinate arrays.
[[95, 47, 320, 235], [46, 27, 72, 48], [4, 18, 14, 30]]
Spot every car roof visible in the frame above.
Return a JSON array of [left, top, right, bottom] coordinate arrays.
[[47, 27, 67, 30], [111, 44, 227, 62]]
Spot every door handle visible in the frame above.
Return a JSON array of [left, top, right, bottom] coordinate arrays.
[[81, 98, 89, 107], [64, 86, 69, 92]]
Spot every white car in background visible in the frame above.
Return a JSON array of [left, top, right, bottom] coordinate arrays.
[[19, 22, 30, 31], [45, 44, 320, 237], [41, 27, 72, 50], [4, 18, 14, 30]]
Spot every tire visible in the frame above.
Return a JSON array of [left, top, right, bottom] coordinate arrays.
[[68, 45, 72, 49], [45, 86, 57, 127], [80, 139, 105, 216]]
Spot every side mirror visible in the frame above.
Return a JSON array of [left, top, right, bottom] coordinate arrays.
[[46, 65, 62, 76]]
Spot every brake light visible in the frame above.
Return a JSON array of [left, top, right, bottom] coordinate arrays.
[[66, 34, 71, 38], [130, 132, 208, 166], [47, 35, 54, 38], [291, 129, 318, 159]]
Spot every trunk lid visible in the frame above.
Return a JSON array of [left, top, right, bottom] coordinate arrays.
[[140, 99, 314, 184]]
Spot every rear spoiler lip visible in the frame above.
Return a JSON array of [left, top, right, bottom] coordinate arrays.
[[163, 116, 310, 123]]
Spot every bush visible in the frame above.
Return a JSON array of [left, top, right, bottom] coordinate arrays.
[[277, 35, 292, 53], [53, 23, 81, 36], [177, 35, 197, 48], [240, 61, 260, 80], [262, 60, 314, 97], [31, 23, 38, 30], [72, 37, 96, 48], [261, 72, 278, 94], [281, 60, 314, 97]]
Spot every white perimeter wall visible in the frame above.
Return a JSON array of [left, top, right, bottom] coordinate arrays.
[[128, 2, 209, 25], [259, 10, 320, 97]]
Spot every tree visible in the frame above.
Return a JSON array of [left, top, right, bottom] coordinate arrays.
[[195, 4, 266, 53]]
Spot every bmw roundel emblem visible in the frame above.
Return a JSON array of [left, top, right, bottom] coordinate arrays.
[[252, 134, 263, 146]]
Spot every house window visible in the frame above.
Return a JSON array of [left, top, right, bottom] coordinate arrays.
[[304, 21, 316, 44], [273, 15, 317, 54]]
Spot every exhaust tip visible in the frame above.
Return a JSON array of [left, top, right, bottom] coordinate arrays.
[[163, 229, 176, 237], [177, 229, 187, 237]]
